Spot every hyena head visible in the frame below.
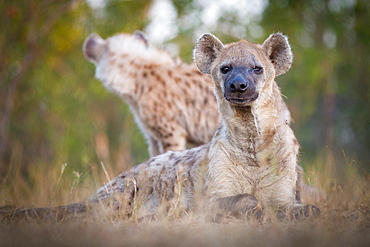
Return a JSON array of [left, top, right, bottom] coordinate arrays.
[[194, 33, 292, 107], [82, 31, 152, 87], [83, 30, 149, 64]]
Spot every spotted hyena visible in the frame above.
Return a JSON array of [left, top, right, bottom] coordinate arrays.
[[83, 31, 291, 157], [83, 31, 219, 156], [1, 33, 319, 222]]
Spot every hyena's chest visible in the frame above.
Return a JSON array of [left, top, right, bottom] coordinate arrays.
[[229, 165, 269, 192], [216, 158, 287, 199]]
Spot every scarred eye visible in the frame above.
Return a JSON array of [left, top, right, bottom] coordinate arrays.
[[253, 66, 263, 74], [221, 66, 231, 74]]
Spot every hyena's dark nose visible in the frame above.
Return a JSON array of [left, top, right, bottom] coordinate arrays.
[[229, 75, 248, 93]]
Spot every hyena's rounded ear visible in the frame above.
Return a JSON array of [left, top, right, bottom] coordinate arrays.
[[133, 30, 149, 47], [194, 33, 224, 74], [262, 33, 293, 76], [83, 33, 107, 63]]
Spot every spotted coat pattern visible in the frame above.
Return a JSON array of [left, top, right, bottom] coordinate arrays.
[[88, 33, 318, 219], [83, 32, 220, 156], [83, 31, 291, 157], [1, 33, 318, 222]]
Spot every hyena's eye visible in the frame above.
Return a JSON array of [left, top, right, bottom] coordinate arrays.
[[220, 66, 231, 74], [253, 66, 263, 74]]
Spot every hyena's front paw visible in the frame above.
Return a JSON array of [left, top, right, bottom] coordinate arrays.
[[294, 204, 320, 219], [277, 204, 320, 220], [208, 193, 263, 222]]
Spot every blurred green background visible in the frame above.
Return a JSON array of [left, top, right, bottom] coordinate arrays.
[[1, 0, 369, 187]]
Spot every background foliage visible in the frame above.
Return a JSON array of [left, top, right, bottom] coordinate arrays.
[[0, 0, 369, 204]]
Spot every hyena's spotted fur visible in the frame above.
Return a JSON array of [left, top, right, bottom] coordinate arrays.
[[83, 31, 316, 204], [83, 31, 220, 156], [83, 31, 291, 157], [83, 31, 316, 205], [1, 33, 319, 222]]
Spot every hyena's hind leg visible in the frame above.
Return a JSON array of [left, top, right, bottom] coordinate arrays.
[[0, 197, 123, 223], [148, 136, 162, 156], [147, 133, 187, 156], [0, 201, 91, 222], [160, 131, 187, 153], [147, 121, 187, 155]]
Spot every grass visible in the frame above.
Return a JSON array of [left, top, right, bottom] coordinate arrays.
[[0, 155, 369, 247]]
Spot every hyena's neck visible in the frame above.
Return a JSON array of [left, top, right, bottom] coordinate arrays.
[[221, 105, 258, 155], [251, 82, 286, 139], [219, 83, 286, 160], [251, 82, 298, 167]]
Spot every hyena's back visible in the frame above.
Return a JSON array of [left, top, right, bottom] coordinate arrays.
[[90, 145, 209, 218], [0, 146, 208, 222], [84, 32, 220, 156]]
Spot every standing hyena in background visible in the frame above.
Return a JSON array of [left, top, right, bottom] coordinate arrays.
[[83, 31, 220, 156], [1, 33, 319, 222], [83, 31, 292, 157]]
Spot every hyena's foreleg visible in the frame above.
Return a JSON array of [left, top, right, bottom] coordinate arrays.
[[207, 193, 262, 221]]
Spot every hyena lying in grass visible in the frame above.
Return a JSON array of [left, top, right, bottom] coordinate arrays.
[[83, 31, 291, 157], [1, 33, 319, 222], [83, 31, 313, 204]]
